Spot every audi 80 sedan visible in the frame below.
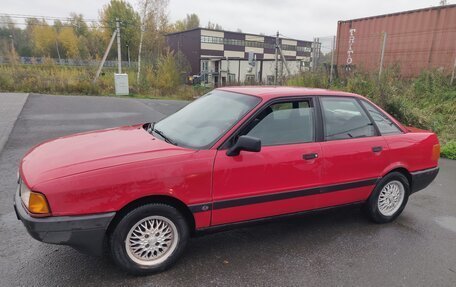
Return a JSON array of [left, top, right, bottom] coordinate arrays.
[[14, 87, 439, 275]]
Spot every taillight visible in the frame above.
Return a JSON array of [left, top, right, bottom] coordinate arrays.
[[432, 144, 440, 161]]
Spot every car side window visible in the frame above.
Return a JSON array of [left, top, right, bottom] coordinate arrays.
[[321, 97, 375, 141], [243, 100, 314, 146], [361, 101, 402, 135]]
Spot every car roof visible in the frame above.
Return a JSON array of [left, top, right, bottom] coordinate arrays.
[[217, 86, 363, 101]]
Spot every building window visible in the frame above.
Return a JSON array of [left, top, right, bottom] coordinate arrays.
[[201, 60, 209, 72], [245, 74, 255, 84], [200, 34, 312, 53], [228, 73, 236, 83], [297, 46, 312, 52], [281, 44, 297, 51]]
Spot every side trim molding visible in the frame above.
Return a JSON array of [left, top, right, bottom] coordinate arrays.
[[189, 178, 378, 213], [194, 201, 365, 235]]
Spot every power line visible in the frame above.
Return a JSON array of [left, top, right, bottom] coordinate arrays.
[[0, 21, 111, 29], [0, 13, 98, 22]]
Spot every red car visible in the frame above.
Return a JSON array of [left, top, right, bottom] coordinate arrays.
[[14, 87, 439, 275]]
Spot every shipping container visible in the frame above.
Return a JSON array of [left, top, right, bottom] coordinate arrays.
[[335, 4, 456, 76]]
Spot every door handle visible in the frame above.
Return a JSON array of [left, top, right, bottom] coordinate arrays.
[[372, 146, 383, 153], [303, 153, 318, 160]]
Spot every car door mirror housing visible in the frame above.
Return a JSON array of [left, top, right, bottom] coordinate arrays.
[[226, 136, 261, 156]]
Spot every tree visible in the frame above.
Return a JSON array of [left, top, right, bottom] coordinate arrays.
[[69, 13, 89, 37], [173, 13, 200, 32], [85, 26, 105, 59], [0, 16, 19, 61], [58, 27, 79, 58], [100, 0, 141, 60], [31, 21, 57, 57], [206, 21, 222, 30]]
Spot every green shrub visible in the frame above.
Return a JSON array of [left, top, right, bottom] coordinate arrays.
[[441, 141, 456, 160]]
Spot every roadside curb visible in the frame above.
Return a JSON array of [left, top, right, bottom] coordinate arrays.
[[0, 93, 29, 155]]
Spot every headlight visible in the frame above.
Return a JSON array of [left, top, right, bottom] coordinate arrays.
[[20, 179, 31, 207], [20, 179, 50, 216]]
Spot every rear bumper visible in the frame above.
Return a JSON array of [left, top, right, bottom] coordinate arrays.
[[410, 166, 439, 194], [14, 189, 115, 256]]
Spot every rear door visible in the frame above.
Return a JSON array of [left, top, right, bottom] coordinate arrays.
[[211, 98, 323, 225], [318, 96, 390, 207]]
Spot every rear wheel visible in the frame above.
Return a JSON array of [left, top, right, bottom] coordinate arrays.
[[109, 203, 189, 275], [365, 172, 410, 223]]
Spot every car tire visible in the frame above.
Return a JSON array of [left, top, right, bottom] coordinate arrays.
[[109, 203, 189, 275], [364, 172, 410, 224]]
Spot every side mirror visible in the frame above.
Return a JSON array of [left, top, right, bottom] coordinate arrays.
[[226, 136, 261, 156]]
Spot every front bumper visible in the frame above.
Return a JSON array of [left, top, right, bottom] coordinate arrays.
[[410, 166, 439, 194], [14, 189, 115, 256]]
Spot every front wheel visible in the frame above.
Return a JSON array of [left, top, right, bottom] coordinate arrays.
[[109, 203, 189, 275], [365, 172, 410, 223]]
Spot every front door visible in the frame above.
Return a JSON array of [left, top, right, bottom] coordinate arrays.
[[211, 98, 322, 225]]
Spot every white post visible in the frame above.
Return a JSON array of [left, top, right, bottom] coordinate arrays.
[[379, 32, 387, 79], [116, 18, 122, 74], [137, 23, 145, 84]]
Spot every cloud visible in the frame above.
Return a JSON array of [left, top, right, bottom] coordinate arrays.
[[2, 0, 440, 40]]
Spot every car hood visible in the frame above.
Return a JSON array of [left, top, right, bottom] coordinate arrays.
[[21, 125, 194, 188]]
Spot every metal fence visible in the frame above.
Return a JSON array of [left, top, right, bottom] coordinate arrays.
[[0, 56, 137, 68]]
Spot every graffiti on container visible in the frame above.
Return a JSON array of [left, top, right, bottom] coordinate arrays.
[[346, 28, 356, 65]]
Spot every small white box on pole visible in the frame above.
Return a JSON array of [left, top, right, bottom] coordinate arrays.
[[114, 73, 129, 96]]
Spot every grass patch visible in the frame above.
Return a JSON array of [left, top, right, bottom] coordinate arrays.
[[441, 141, 456, 160], [0, 64, 210, 100]]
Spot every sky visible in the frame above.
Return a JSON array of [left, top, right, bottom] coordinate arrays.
[[1, 0, 448, 40]]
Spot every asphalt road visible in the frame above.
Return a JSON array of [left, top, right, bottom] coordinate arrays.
[[0, 94, 455, 286]]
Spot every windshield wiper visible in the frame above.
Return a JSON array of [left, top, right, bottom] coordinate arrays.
[[145, 122, 155, 134], [153, 128, 178, 146]]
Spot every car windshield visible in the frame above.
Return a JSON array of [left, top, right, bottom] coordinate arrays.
[[153, 90, 261, 149]]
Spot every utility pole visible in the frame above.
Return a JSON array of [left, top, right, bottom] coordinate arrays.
[[379, 32, 387, 79], [9, 35, 14, 53], [126, 43, 131, 68], [254, 54, 258, 83], [274, 31, 279, 85], [278, 47, 291, 76], [329, 35, 336, 84], [311, 38, 317, 72], [93, 30, 117, 83], [116, 18, 122, 74], [451, 57, 456, 85], [137, 1, 148, 85], [55, 41, 61, 63]]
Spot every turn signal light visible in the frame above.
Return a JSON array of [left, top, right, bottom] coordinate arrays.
[[28, 192, 50, 215], [431, 144, 440, 161]]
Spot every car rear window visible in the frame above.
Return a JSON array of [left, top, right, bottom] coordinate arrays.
[[361, 100, 402, 135]]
